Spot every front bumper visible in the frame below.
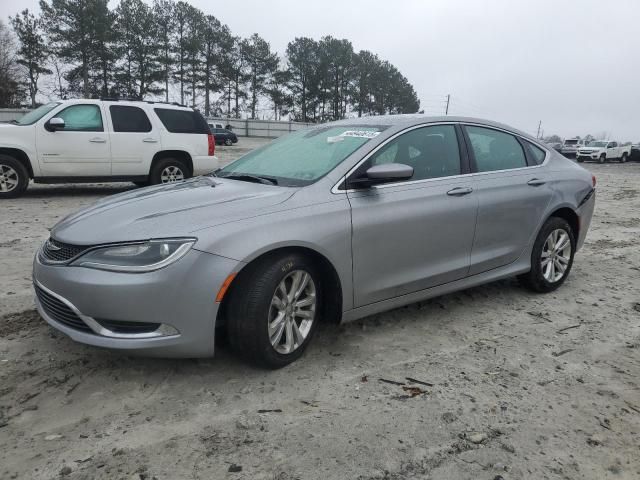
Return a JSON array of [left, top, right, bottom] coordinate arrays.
[[192, 155, 220, 176], [32, 249, 241, 357], [576, 152, 599, 160]]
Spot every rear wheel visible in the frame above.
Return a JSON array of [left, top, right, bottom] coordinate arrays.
[[0, 154, 29, 199], [226, 253, 321, 368], [519, 217, 575, 293], [149, 158, 191, 185], [598, 153, 606, 164]]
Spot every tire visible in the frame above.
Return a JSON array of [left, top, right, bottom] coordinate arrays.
[[149, 158, 191, 185], [620, 153, 628, 163], [576, 157, 584, 163], [226, 252, 322, 368], [598, 154, 606, 164], [224, 138, 233, 146], [0, 154, 29, 199], [519, 217, 576, 293]]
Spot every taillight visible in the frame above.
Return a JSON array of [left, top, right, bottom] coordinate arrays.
[[591, 174, 596, 188], [207, 133, 215, 156]]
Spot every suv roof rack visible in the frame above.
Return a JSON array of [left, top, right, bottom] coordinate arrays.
[[99, 97, 189, 108]]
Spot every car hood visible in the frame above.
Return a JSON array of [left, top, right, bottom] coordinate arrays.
[[51, 176, 296, 245]]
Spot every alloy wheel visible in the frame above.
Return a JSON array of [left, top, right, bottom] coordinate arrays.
[[0, 164, 19, 192], [268, 270, 316, 354], [160, 165, 184, 183], [541, 229, 572, 282]]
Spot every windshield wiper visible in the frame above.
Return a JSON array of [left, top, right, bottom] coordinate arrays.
[[219, 173, 278, 186]]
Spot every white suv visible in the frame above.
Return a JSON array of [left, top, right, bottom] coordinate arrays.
[[0, 99, 218, 198]]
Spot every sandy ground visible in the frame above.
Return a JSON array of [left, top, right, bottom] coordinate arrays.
[[0, 144, 638, 480]]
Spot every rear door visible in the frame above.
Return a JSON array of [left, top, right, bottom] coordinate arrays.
[[37, 103, 111, 177], [347, 124, 478, 307], [463, 125, 553, 275], [108, 105, 159, 176]]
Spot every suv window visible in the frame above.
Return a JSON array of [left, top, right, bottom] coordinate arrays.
[[155, 108, 209, 134], [525, 141, 546, 165], [466, 126, 527, 172], [367, 125, 461, 181], [110, 105, 152, 132], [609, 142, 617, 148], [55, 104, 103, 132]]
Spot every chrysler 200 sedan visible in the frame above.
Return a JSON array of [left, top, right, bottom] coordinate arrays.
[[33, 116, 596, 368]]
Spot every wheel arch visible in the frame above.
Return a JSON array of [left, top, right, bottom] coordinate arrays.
[[547, 206, 580, 240], [218, 245, 344, 327], [0, 148, 34, 178], [150, 150, 193, 177]]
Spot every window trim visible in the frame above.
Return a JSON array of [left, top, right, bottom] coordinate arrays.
[[109, 105, 152, 133], [49, 104, 104, 132], [332, 121, 550, 194]]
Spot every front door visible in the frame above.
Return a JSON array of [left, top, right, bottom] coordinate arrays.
[[347, 124, 478, 307], [37, 103, 111, 177]]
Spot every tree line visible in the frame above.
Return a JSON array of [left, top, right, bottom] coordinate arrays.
[[1, 0, 420, 121]]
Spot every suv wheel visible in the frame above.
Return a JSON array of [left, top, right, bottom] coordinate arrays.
[[598, 153, 606, 164], [0, 154, 29, 199], [150, 158, 191, 185], [519, 217, 575, 293], [226, 253, 322, 368]]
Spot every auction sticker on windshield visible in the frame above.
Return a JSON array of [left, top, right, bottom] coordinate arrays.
[[339, 130, 381, 139]]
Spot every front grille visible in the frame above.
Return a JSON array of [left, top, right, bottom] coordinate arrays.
[[35, 284, 93, 333], [96, 319, 161, 334], [40, 238, 89, 263]]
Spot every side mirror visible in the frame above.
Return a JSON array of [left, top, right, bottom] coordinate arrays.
[[348, 163, 414, 188], [46, 117, 65, 132]]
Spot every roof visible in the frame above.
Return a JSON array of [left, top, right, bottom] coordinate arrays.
[[329, 114, 540, 144]]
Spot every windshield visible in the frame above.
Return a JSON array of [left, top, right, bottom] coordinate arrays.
[[15, 102, 61, 125], [587, 141, 607, 147], [217, 125, 387, 186], [564, 139, 578, 145]]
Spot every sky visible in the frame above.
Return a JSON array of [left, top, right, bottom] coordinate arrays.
[[2, 0, 639, 141]]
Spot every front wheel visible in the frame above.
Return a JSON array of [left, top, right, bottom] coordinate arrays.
[[598, 154, 606, 164], [226, 253, 322, 368], [519, 217, 576, 293], [0, 154, 29, 199]]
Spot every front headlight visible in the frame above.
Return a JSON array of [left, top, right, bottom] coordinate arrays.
[[71, 238, 196, 272]]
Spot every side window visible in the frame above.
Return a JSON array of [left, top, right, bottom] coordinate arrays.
[[367, 125, 461, 181], [609, 142, 617, 148], [154, 108, 209, 134], [55, 104, 103, 132], [466, 126, 527, 172], [110, 106, 152, 132], [525, 140, 547, 165]]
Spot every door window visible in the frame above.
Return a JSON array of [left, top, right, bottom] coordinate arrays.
[[55, 104, 103, 132], [110, 105, 152, 132], [466, 126, 527, 172], [524, 140, 547, 165], [367, 125, 461, 181]]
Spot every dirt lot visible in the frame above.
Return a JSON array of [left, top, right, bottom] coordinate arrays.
[[1, 143, 639, 480]]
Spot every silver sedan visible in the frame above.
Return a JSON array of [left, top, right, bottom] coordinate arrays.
[[33, 116, 596, 368]]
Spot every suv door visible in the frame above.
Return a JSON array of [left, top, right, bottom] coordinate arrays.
[[108, 105, 159, 176], [37, 103, 110, 177], [347, 124, 478, 307], [462, 125, 553, 275]]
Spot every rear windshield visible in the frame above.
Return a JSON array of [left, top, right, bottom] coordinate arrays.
[[154, 108, 209, 134], [564, 139, 578, 145]]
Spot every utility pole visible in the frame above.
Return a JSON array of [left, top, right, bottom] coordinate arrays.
[[536, 120, 542, 139], [445, 94, 450, 115]]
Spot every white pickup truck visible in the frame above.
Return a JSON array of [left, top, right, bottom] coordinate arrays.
[[576, 140, 632, 164], [0, 99, 218, 198]]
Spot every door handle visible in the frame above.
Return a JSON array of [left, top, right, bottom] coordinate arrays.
[[89, 137, 106, 143], [143, 138, 158, 143], [446, 186, 473, 196], [527, 178, 546, 186]]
